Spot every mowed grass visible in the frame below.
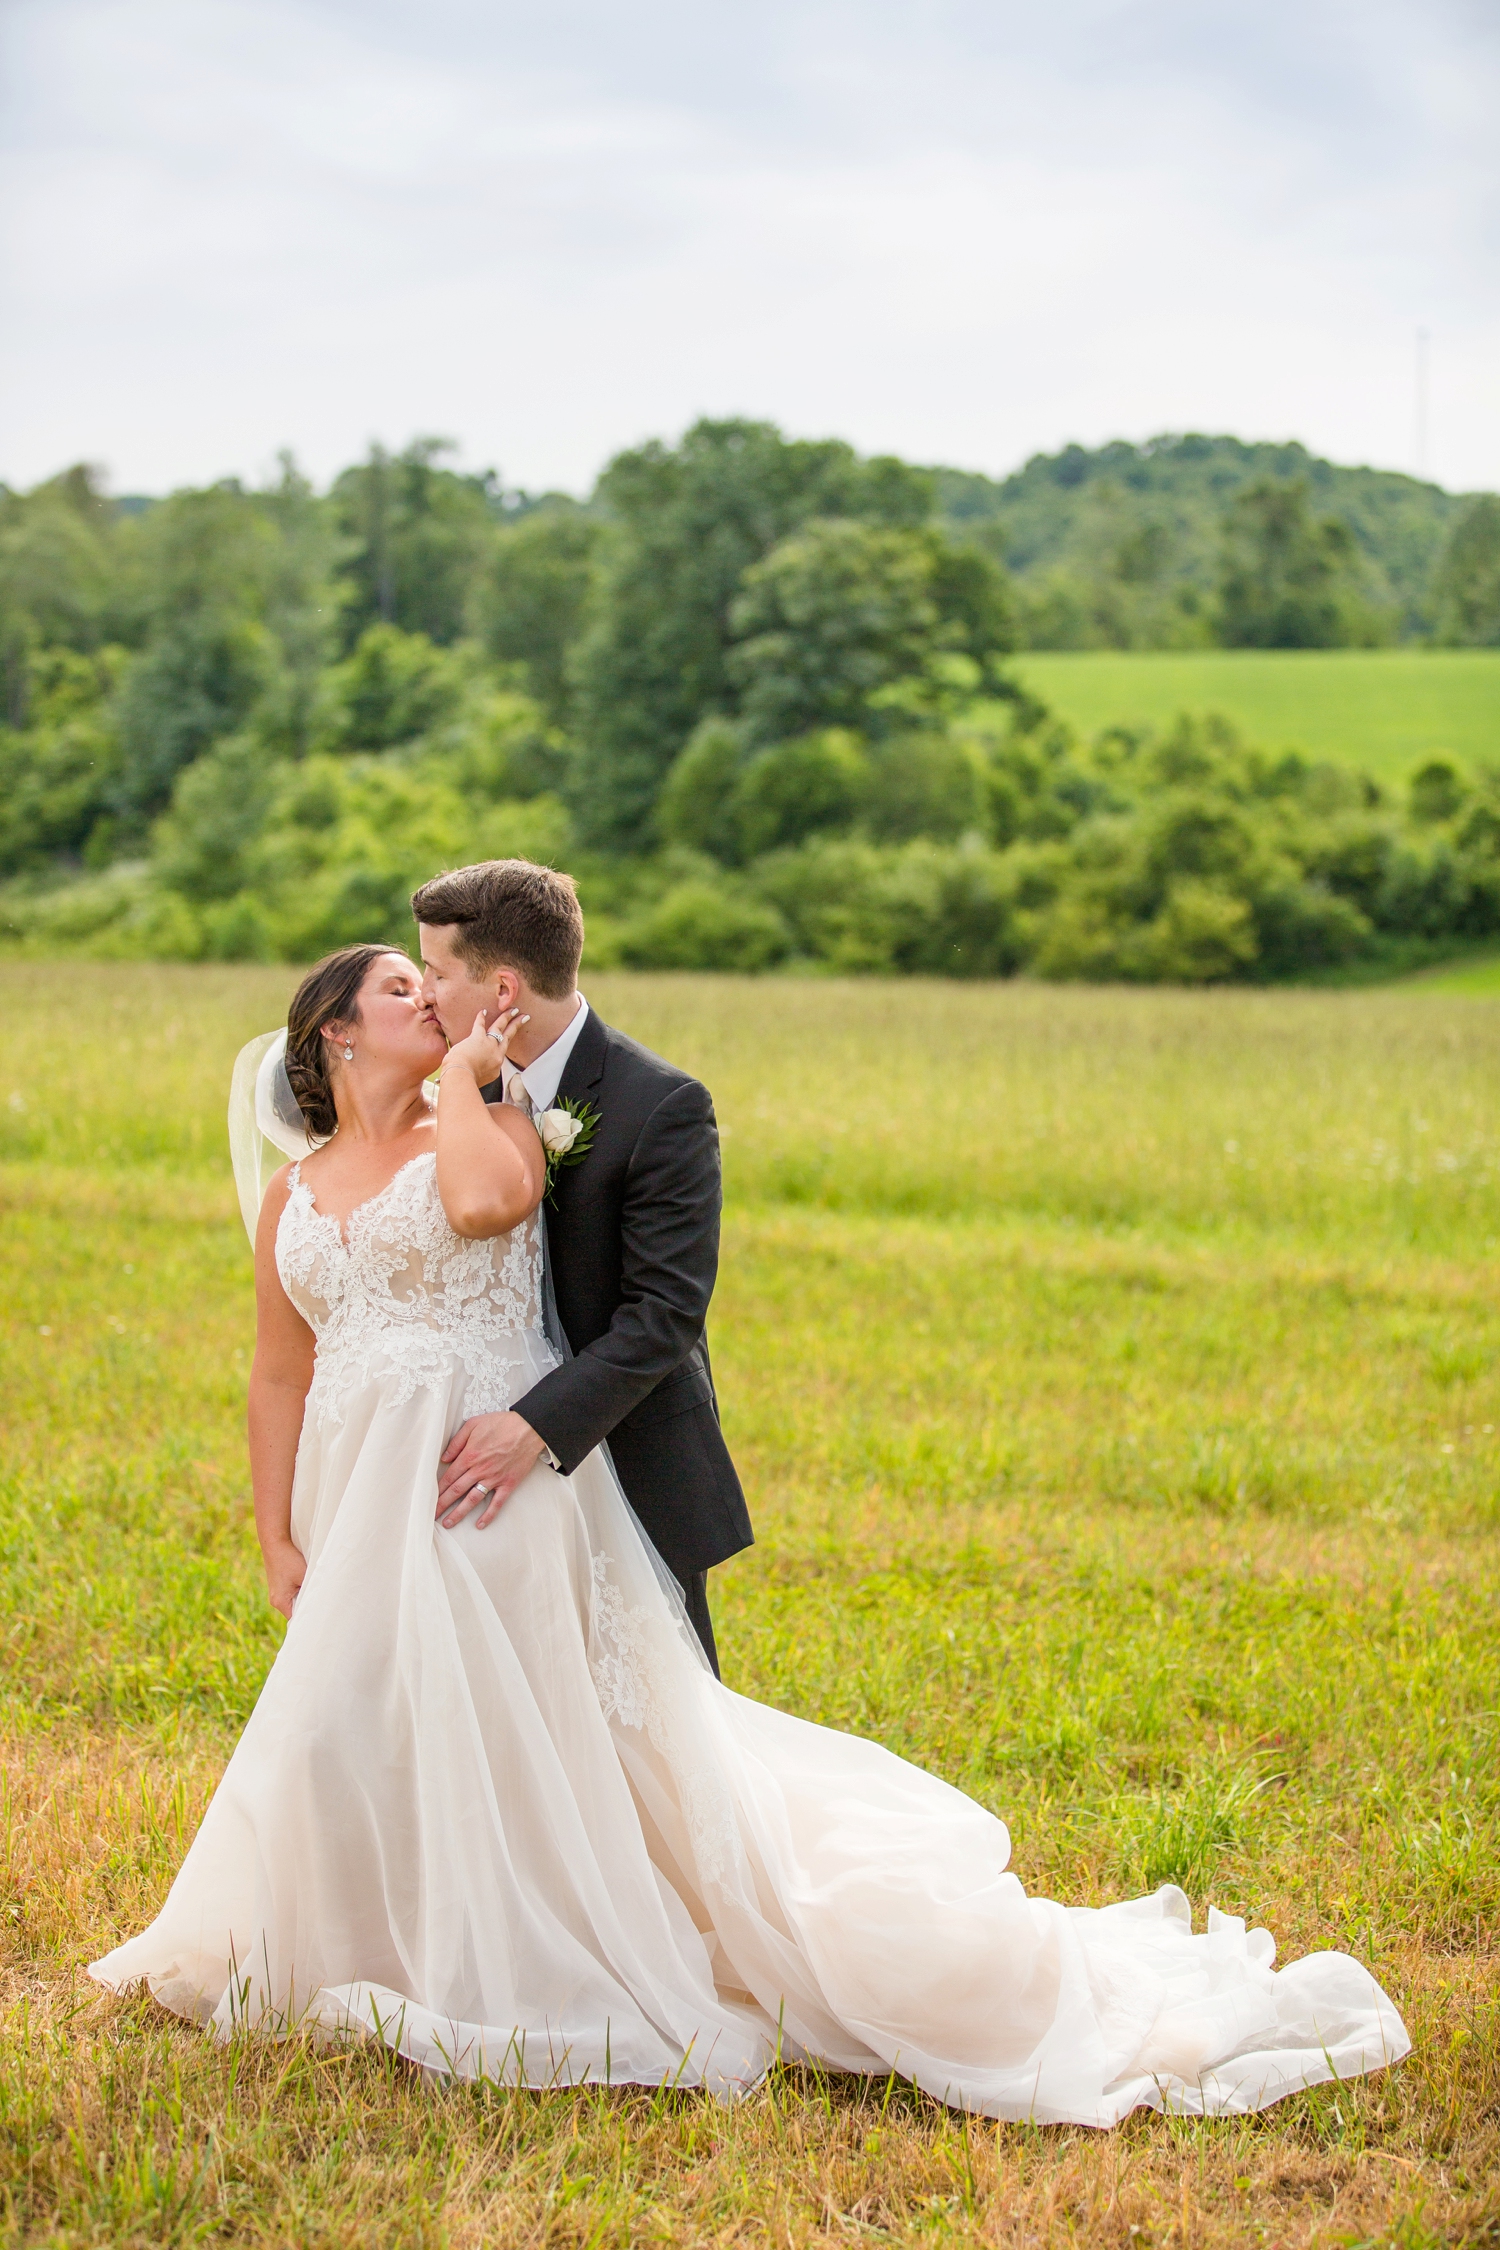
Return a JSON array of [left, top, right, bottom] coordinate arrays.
[[2, 964, 1498, 2246], [1013, 648, 1500, 783]]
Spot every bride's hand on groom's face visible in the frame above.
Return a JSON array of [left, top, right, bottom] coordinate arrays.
[[437, 1411, 547, 1530], [441, 1006, 529, 1089]]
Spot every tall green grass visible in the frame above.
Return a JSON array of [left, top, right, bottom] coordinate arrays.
[[2, 965, 1497, 2245], [1013, 649, 1500, 782], [8, 970, 1500, 1256]]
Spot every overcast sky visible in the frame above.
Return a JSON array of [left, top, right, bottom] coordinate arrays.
[[2, 0, 1496, 499]]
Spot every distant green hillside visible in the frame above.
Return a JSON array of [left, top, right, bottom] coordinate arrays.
[[934, 435, 1472, 645], [1011, 649, 1500, 784]]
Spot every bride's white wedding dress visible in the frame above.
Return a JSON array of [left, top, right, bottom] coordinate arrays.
[[91, 1159, 1408, 2122]]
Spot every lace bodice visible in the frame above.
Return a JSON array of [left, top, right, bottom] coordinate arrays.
[[276, 1153, 547, 1426]]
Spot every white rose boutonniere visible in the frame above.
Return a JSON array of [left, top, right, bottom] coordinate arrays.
[[537, 1096, 600, 1201], [537, 1109, 582, 1157]]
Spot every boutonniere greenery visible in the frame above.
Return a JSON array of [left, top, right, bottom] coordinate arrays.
[[537, 1097, 601, 1201]]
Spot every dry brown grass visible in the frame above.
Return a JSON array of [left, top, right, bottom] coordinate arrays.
[[2, 1735, 1495, 2250], [3, 1727, 1495, 2248]]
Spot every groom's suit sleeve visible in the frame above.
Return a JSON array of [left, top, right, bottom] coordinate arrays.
[[511, 1080, 721, 1477]]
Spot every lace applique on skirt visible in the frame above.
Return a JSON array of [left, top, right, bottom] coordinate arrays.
[[589, 1555, 742, 1891]]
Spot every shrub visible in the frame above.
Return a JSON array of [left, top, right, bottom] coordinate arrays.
[[202, 893, 276, 962], [733, 731, 869, 857], [1409, 759, 1467, 825], [863, 732, 987, 844], [1252, 879, 1373, 978], [660, 722, 872, 862], [751, 838, 1026, 978], [617, 882, 793, 971], [657, 718, 745, 860], [1023, 893, 1131, 982], [1126, 880, 1259, 983]]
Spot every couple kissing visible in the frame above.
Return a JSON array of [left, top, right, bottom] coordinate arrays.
[[91, 854, 1409, 2124]]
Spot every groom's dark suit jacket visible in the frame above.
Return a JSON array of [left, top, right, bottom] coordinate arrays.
[[496, 1010, 754, 1584]]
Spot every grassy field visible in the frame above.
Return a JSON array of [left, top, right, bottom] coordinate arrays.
[[2, 964, 1498, 2246], [1013, 649, 1500, 783], [1407, 952, 1500, 997]]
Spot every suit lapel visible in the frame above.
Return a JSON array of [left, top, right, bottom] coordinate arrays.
[[547, 1012, 608, 1239], [557, 1009, 608, 1104]]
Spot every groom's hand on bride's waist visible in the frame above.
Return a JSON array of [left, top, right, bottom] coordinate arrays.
[[436, 1412, 549, 1531]]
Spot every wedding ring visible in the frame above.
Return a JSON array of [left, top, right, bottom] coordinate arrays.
[[473, 1484, 489, 1500]]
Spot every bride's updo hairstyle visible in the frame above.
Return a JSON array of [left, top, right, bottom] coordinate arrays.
[[284, 943, 393, 1138]]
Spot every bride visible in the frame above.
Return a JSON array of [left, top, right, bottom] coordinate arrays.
[[91, 943, 1409, 2122]]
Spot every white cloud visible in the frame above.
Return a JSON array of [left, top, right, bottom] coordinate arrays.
[[0, 0, 1495, 495]]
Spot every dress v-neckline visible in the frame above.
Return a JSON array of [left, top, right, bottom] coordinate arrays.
[[293, 1151, 434, 1251]]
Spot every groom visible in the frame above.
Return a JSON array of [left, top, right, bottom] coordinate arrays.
[[412, 857, 753, 1674]]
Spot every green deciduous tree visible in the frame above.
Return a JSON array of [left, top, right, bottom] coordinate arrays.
[[256, 453, 349, 756], [1433, 496, 1500, 646], [728, 521, 944, 744], [113, 616, 276, 825], [1408, 759, 1467, 825], [108, 483, 280, 825], [0, 468, 117, 726], [477, 504, 599, 724], [151, 732, 280, 903], [331, 440, 500, 648], [321, 625, 470, 753], [1217, 480, 1384, 648], [568, 419, 935, 851], [0, 648, 125, 875], [948, 435, 1431, 645], [9, 418, 1497, 989]]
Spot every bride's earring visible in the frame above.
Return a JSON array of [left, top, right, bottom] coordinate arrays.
[[343, 1041, 354, 1061]]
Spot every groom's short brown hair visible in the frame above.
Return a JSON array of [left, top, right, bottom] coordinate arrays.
[[411, 859, 584, 998]]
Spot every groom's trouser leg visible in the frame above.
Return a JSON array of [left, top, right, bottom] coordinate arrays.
[[675, 1570, 719, 1679]]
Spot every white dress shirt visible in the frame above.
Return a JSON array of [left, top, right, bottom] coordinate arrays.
[[500, 993, 590, 1114]]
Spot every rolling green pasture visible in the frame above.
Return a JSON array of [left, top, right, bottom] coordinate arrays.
[[1408, 952, 1500, 997], [1013, 649, 1500, 783], [2, 967, 1498, 2246]]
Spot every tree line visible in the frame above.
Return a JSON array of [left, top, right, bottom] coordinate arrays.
[[1, 421, 1498, 980], [940, 433, 1494, 651]]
